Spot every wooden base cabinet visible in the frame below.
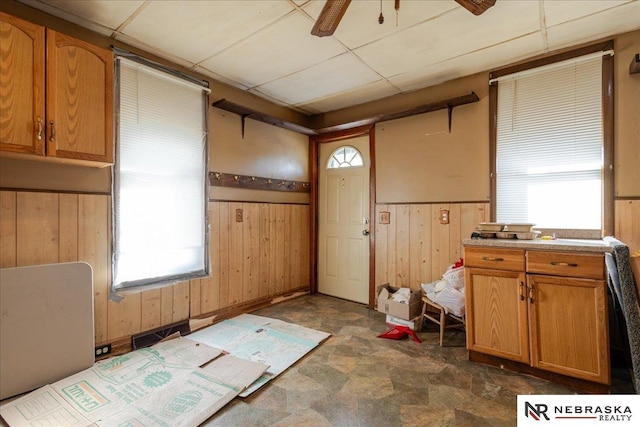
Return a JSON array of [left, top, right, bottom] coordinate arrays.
[[465, 267, 529, 364], [0, 12, 113, 164], [464, 246, 610, 386]]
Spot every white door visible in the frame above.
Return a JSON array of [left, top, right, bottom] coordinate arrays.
[[318, 136, 370, 304]]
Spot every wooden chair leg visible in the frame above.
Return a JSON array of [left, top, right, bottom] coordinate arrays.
[[419, 301, 427, 332], [439, 309, 446, 347]]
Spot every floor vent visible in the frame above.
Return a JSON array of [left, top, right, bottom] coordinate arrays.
[[132, 320, 191, 350]]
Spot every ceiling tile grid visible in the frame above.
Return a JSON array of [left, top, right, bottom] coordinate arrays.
[[17, 0, 640, 114]]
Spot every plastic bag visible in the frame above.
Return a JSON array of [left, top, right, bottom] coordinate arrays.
[[434, 286, 465, 317], [391, 287, 411, 304], [421, 258, 465, 316], [442, 263, 465, 290]]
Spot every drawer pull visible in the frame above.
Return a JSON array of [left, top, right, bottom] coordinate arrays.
[[482, 256, 504, 262], [519, 281, 525, 301], [550, 261, 578, 267]]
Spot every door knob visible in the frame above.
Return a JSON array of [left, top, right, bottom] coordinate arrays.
[[362, 230, 370, 236]]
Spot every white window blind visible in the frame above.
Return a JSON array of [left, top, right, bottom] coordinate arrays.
[[113, 57, 208, 290], [496, 55, 604, 230]]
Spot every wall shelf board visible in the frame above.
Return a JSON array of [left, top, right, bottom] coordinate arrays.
[[211, 99, 317, 136], [212, 92, 479, 137]]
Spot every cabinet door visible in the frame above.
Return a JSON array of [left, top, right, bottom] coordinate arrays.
[[46, 29, 113, 163], [465, 267, 529, 363], [528, 274, 610, 384], [0, 13, 45, 155]]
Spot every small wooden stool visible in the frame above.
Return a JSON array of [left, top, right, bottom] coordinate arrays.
[[419, 294, 465, 346]]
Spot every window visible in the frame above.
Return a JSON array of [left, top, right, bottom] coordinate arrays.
[[490, 43, 613, 234], [113, 56, 209, 290], [327, 146, 364, 169]]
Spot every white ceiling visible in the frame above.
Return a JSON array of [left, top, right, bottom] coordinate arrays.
[[19, 0, 640, 115]]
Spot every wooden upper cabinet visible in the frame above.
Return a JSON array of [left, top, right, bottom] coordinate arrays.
[[0, 13, 113, 165], [0, 12, 45, 155], [46, 29, 113, 164]]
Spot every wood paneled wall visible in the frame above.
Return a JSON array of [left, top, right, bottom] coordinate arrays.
[[615, 199, 640, 253], [189, 201, 310, 317], [375, 202, 489, 290], [0, 191, 310, 347], [1, 190, 635, 346]]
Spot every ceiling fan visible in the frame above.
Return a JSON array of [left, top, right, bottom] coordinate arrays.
[[311, 0, 496, 37]]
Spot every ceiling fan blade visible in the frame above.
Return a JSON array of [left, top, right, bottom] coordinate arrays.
[[311, 0, 352, 37], [455, 0, 496, 16]]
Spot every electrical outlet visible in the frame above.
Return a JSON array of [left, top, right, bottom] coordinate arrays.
[[379, 211, 390, 224], [439, 209, 449, 224], [95, 343, 112, 358], [235, 208, 243, 222]]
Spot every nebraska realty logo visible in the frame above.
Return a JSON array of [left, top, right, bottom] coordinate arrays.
[[518, 395, 640, 426]]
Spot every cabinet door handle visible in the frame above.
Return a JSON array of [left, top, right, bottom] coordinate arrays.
[[519, 281, 525, 301], [528, 283, 535, 304], [49, 120, 55, 142], [482, 256, 504, 262], [36, 117, 43, 140], [550, 261, 578, 267]]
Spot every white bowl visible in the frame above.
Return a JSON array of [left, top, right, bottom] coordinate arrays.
[[516, 231, 541, 240]]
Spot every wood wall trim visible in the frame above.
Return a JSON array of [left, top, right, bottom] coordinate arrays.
[[208, 198, 309, 205], [209, 171, 310, 193], [489, 40, 613, 80], [376, 200, 490, 206], [309, 124, 374, 302], [602, 53, 615, 237], [0, 187, 110, 195]]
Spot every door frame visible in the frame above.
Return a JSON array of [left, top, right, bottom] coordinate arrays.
[[309, 124, 376, 308]]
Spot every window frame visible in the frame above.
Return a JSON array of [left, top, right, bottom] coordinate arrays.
[[489, 41, 614, 237], [111, 53, 210, 292], [326, 145, 365, 169]]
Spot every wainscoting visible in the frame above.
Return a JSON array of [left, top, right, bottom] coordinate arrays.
[[375, 202, 489, 290], [0, 191, 310, 350], [1, 191, 637, 351], [189, 201, 310, 317]]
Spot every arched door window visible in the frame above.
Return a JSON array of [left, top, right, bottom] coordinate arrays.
[[326, 145, 364, 169]]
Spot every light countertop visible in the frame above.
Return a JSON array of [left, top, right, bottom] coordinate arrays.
[[462, 237, 612, 253]]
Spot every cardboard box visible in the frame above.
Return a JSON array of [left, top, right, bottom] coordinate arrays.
[[386, 314, 422, 331], [376, 284, 422, 320]]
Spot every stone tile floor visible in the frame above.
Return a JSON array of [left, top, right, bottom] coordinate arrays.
[[202, 294, 634, 426]]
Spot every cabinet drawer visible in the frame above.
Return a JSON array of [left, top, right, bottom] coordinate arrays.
[[464, 247, 525, 271], [527, 251, 605, 280]]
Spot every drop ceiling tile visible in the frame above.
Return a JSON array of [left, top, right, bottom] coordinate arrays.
[[119, 0, 294, 64], [253, 53, 382, 105], [329, 0, 458, 49], [546, 1, 640, 50], [18, 0, 141, 35], [544, 0, 633, 27], [354, 1, 540, 77], [113, 32, 196, 71], [297, 79, 401, 113], [198, 12, 347, 88], [388, 33, 546, 92], [190, 65, 250, 91]]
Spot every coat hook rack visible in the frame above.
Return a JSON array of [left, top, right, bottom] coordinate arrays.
[[209, 172, 310, 193]]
